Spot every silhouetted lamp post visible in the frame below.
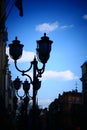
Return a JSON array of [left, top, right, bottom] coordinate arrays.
[[9, 33, 53, 130]]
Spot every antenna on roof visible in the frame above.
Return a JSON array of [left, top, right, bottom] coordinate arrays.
[[75, 82, 78, 92]]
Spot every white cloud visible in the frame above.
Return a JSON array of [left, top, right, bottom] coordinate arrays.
[[36, 21, 58, 33], [6, 47, 35, 62], [36, 21, 74, 33], [25, 70, 78, 82], [82, 14, 87, 20], [42, 70, 78, 81], [60, 24, 74, 29]]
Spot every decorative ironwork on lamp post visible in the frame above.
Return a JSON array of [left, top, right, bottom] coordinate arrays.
[[9, 33, 53, 130]]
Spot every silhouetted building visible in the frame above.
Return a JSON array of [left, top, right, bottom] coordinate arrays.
[[80, 61, 87, 114], [0, 0, 6, 101], [0, 0, 13, 111], [49, 89, 82, 129], [80, 62, 87, 129], [60, 90, 82, 113]]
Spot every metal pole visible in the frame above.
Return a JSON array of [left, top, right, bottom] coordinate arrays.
[[32, 57, 37, 130]]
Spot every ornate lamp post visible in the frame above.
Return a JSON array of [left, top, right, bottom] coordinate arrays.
[[9, 33, 53, 130]]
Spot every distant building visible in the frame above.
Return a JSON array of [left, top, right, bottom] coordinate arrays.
[[49, 89, 82, 129], [60, 89, 82, 113], [80, 61, 87, 114], [49, 89, 82, 112]]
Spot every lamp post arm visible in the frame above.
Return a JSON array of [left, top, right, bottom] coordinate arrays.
[[15, 90, 25, 99], [22, 72, 32, 84], [14, 60, 33, 73], [37, 63, 45, 77]]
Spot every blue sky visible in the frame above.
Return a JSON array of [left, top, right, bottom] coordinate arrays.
[[6, 0, 87, 108]]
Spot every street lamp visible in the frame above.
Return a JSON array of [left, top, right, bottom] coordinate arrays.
[[9, 33, 53, 130]]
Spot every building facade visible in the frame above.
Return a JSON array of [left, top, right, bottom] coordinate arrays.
[[0, 0, 6, 99], [0, 0, 13, 110], [80, 62, 87, 115], [49, 90, 82, 129]]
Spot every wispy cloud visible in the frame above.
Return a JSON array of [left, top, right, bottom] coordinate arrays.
[[82, 14, 87, 20], [42, 70, 78, 81], [6, 47, 35, 62], [36, 21, 74, 33], [36, 21, 58, 33], [24, 70, 78, 82], [60, 24, 74, 29]]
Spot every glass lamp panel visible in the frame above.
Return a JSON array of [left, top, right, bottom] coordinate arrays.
[[13, 77, 21, 90], [9, 44, 23, 60], [36, 33, 53, 63], [37, 42, 51, 63], [23, 80, 30, 93], [9, 37, 24, 60], [38, 53, 50, 63], [39, 42, 51, 55]]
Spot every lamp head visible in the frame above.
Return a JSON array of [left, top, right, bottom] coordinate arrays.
[[9, 37, 24, 60], [36, 33, 53, 64], [23, 79, 30, 94], [13, 76, 22, 90]]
